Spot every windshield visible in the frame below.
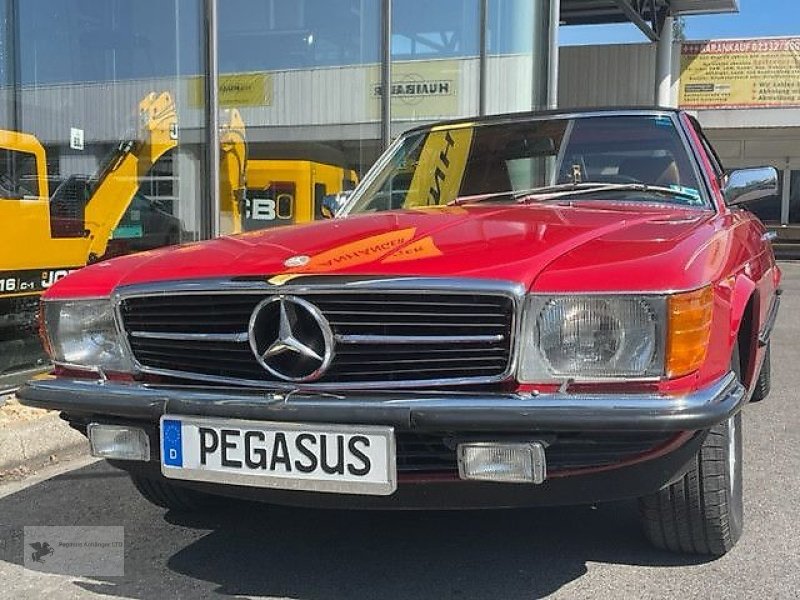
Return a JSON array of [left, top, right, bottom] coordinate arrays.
[[0, 148, 40, 197], [347, 114, 708, 214]]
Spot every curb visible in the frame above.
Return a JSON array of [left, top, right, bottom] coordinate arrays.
[[0, 412, 88, 475]]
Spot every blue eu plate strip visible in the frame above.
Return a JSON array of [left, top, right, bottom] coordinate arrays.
[[162, 419, 183, 467]]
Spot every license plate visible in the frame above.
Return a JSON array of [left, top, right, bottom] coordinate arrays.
[[159, 416, 396, 496]]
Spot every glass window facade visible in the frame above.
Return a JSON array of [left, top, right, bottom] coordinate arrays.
[[219, 0, 380, 72], [390, 0, 480, 122], [0, 0, 554, 385], [217, 0, 381, 235], [0, 0, 208, 380], [485, 0, 551, 114]]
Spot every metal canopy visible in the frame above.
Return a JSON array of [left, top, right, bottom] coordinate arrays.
[[560, 0, 738, 41]]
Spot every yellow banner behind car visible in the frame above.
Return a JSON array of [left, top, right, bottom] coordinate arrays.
[[680, 37, 800, 109], [405, 127, 474, 208]]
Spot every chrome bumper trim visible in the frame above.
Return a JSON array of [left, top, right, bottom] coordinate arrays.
[[18, 373, 745, 433]]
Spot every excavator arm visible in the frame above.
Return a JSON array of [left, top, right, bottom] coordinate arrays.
[[219, 108, 248, 234], [83, 91, 178, 261]]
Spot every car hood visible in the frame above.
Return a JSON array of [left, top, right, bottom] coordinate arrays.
[[48, 202, 722, 299]]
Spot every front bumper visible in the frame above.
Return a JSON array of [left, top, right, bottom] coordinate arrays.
[[18, 372, 744, 433], [18, 373, 745, 508]]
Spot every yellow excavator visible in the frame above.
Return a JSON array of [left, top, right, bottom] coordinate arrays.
[[219, 109, 358, 234], [0, 91, 178, 302], [1, 94, 357, 381], [219, 108, 248, 235], [0, 94, 356, 306]]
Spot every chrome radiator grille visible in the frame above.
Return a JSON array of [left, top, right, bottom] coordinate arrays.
[[118, 288, 515, 387]]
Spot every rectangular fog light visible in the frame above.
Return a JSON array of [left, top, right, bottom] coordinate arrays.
[[457, 442, 547, 484], [87, 423, 150, 461]]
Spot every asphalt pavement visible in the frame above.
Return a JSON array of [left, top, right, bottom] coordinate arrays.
[[0, 263, 798, 599]]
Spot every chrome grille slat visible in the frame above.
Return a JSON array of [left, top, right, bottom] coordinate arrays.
[[336, 346, 508, 355], [334, 356, 508, 366], [118, 284, 515, 388], [326, 321, 503, 328], [130, 331, 249, 342], [335, 334, 504, 345], [310, 300, 503, 308], [321, 310, 505, 318], [131, 350, 255, 363], [328, 365, 504, 377], [127, 340, 251, 353]]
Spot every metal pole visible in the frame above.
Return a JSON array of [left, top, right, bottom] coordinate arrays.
[[479, 0, 487, 116], [380, 0, 392, 151], [205, 0, 221, 238], [655, 15, 674, 106], [547, 0, 559, 110], [7, 0, 20, 133]]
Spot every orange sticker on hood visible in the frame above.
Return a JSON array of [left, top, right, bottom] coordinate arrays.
[[381, 235, 443, 263], [288, 228, 417, 271]]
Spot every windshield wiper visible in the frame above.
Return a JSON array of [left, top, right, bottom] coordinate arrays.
[[520, 182, 703, 204], [450, 183, 617, 206], [451, 182, 702, 206]]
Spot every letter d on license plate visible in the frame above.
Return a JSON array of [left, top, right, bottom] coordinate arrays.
[[159, 416, 396, 496]]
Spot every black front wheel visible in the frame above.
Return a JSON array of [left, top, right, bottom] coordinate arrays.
[[750, 344, 771, 402], [638, 411, 743, 555]]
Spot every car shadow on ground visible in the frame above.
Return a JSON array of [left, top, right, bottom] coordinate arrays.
[[0, 461, 712, 599]]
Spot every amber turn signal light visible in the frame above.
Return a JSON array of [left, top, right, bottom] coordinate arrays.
[[666, 286, 714, 378]]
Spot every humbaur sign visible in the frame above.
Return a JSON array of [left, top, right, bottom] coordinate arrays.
[[374, 79, 452, 99], [368, 59, 460, 118]]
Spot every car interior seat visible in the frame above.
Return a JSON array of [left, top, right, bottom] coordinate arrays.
[[459, 158, 513, 198], [618, 156, 680, 187]]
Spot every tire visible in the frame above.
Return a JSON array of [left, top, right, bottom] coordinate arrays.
[[638, 346, 744, 556], [129, 474, 221, 512], [749, 344, 771, 403]]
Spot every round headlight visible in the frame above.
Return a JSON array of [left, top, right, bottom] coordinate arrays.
[[42, 299, 130, 372], [536, 297, 658, 377]]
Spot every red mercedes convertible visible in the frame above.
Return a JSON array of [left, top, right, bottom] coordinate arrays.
[[20, 108, 781, 556]]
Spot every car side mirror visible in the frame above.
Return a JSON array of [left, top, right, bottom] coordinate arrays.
[[722, 167, 779, 207], [320, 191, 352, 219]]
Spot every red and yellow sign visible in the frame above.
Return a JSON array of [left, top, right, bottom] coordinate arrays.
[[680, 37, 800, 109], [382, 236, 443, 263], [287, 228, 417, 272], [284, 227, 444, 272]]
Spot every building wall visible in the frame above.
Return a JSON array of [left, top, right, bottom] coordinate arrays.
[[558, 43, 658, 108]]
